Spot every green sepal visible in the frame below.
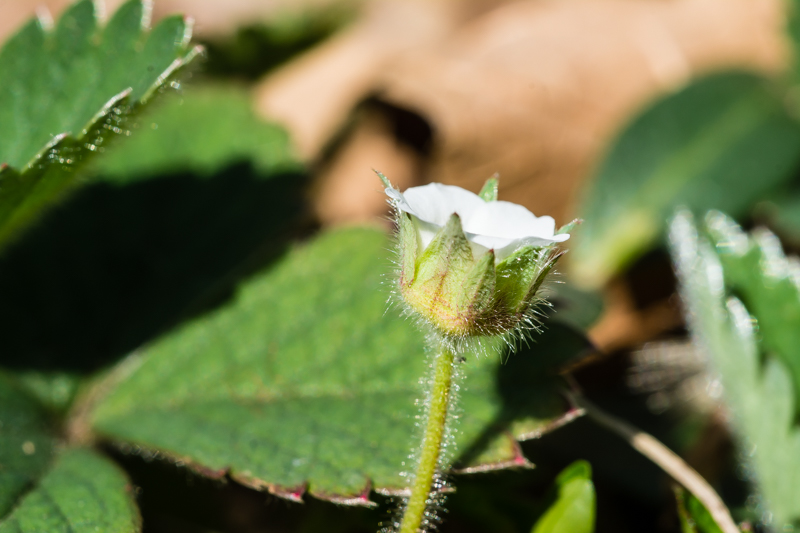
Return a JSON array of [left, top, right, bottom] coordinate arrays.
[[496, 245, 543, 310], [403, 214, 477, 333], [398, 211, 419, 288], [457, 249, 497, 317], [374, 170, 393, 189], [413, 214, 474, 290], [479, 175, 499, 202], [523, 248, 564, 312], [557, 218, 582, 235]]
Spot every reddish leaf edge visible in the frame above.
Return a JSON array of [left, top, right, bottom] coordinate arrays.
[[97, 405, 582, 508]]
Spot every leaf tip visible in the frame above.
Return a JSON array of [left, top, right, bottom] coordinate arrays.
[[313, 480, 378, 508], [141, 0, 154, 30], [269, 483, 306, 503], [181, 16, 195, 46], [35, 6, 55, 31]]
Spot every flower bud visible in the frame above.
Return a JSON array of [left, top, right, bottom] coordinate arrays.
[[380, 172, 575, 340]]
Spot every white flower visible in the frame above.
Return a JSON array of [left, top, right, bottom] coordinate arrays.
[[379, 175, 573, 338], [385, 183, 569, 260]]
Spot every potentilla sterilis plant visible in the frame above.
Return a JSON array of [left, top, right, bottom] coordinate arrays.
[[378, 172, 576, 533]]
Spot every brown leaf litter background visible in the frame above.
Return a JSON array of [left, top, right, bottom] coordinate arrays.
[[0, 0, 789, 352]]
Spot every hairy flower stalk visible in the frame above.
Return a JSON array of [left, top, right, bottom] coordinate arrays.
[[379, 173, 575, 533]]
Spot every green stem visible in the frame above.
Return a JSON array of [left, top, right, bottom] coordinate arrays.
[[398, 345, 456, 533]]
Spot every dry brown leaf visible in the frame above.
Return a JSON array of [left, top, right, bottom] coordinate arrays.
[[311, 105, 426, 226], [0, 0, 125, 41], [376, 0, 787, 226], [254, 0, 471, 160], [588, 279, 683, 353], [150, 0, 353, 37], [0, 0, 349, 41], [299, 0, 785, 229]]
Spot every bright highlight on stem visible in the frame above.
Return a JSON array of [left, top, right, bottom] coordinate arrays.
[[398, 345, 456, 533]]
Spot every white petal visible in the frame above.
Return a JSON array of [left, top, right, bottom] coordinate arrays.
[[398, 183, 484, 226], [385, 182, 570, 261], [463, 201, 556, 239], [469, 233, 570, 260], [416, 219, 441, 249]]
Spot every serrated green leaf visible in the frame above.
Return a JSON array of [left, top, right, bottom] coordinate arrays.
[[0, 448, 140, 532], [573, 72, 800, 287], [670, 211, 800, 529], [89, 228, 587, 502], [0, 0, 199, 249], [0, 374, 56, 518], [531, 460, 595, 533], [89, 84, 300, 183]]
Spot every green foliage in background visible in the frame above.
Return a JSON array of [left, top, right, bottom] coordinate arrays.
[[759, 192, 800, 244], [574, 73, 800, 287], [531, 461, 596, 533], [0, 0, 198, 250], [200, 6, 353, 80], [671, 211, 800, 529], [91, 84, 300, 182], [0, 374, 55, 518], [675, 487, 724, 533], [0, 449, 140, 533]]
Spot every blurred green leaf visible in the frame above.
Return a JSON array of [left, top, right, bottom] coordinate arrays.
[[10, 372, 82, 414], [675, 487, 725, 533], [90, 84, 300, 182], [200, 7, 353, 80], [705, 213, 800, 413], [787, 0, 800, 85], [0, 374, 56, 518], [757, 193, 800, 245], [531, 460, 595, 533], [547, 283, 604, 332], [573, 72, 800, 287], [670, 211, 800, 529], [0, 0, 199, 249], [90, 228, 587, 502], [0, 448, 140, 532]]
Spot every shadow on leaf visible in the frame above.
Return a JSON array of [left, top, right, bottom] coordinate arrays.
[[0, 163, 308, 373], [454, 324, 592, 469]]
